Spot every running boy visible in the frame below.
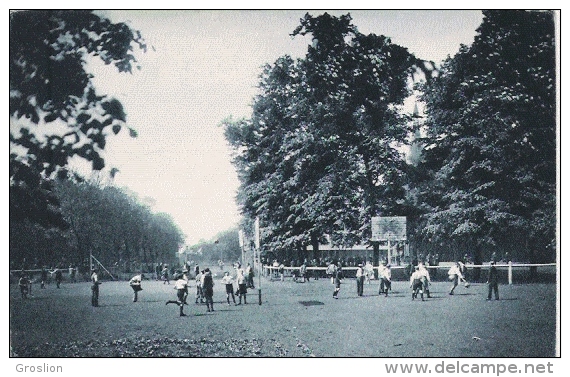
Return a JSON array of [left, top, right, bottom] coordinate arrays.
[[166, 273, 189, 317]]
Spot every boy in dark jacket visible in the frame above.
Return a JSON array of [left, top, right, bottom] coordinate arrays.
[[486, 261, 500, 300]]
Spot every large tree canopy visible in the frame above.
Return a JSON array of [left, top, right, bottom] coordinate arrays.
[[10, 10, 146, 228], [418, 10, 556, 261], [224, 13, 432, 253]]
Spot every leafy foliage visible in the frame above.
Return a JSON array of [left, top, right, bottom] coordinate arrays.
[[10, 178, 185, 269], [10, 10, 145, 230], [224, 13, 431, 253], [418, 10, 556, 260]]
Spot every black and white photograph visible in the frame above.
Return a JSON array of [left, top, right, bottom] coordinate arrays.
[[8, 6, 560, 371]]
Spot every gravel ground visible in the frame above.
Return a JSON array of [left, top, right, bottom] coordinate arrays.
[[10, 272, 558, 358]]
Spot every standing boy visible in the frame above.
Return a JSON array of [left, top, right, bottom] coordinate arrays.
[[486, 261, 500, 300], [195, 270, 204, 304], [332, 265, 344, 299], [40, 266, 48, 289], [18, 272, 30, 299], [54, 268, 63, 288], [236, 265, 247, 305], [410, 266, 425, 301], [378, 261, 392, 297], [201, 268, 215, 312], [221, 271, 237, 305], [91, 268, 100, 307], [418, 262, 432, 298], [161, 265, 170, 285], [356, 264, 365, 296]]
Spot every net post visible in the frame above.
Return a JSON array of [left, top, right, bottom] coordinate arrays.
[[508, 260, 513, 285]]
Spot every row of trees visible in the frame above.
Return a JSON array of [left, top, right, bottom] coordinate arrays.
[[10, 175, 185, 272], [223, 11, 557, 265]]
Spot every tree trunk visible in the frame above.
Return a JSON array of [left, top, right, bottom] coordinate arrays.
[[310, 233, 320, 261], [373, 242, 380, 279]]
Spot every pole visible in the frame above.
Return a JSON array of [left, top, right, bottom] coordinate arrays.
[[254, 217, 262, 305], [387, 239, 391, 265], [256, 246, 262, 305]]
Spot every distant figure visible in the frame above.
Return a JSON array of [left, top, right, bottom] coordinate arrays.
[[91, 268, 100, 307], [300, 261, 308, 283], [486, 261, 500, 301], [54, 268, 63, 288], [155, 263, 162, 281], [245, 263, 255, 288], [278, 262, 285, 282], [272, 260, 280, 280], [161, 265, 170, 285], [18, 272, 30, 299], [129, 273, 144, 302], [194, 263, 200, 279], [69, 265, 76, 283], [40, 267, 48, 289], [364, 261, 374, 284]]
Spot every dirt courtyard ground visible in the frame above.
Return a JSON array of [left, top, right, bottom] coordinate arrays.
[[10, 271, 557, 358]]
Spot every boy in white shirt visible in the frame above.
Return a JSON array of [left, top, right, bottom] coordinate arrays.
[[166, 274, 189, 316], [410, 266, 425, 301], [221, 271, 237, 305], [418, 263, 431, 298], [378, 261, 392, 297]]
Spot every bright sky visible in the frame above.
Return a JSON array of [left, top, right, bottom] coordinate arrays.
[[75, 10, 483, 246]]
